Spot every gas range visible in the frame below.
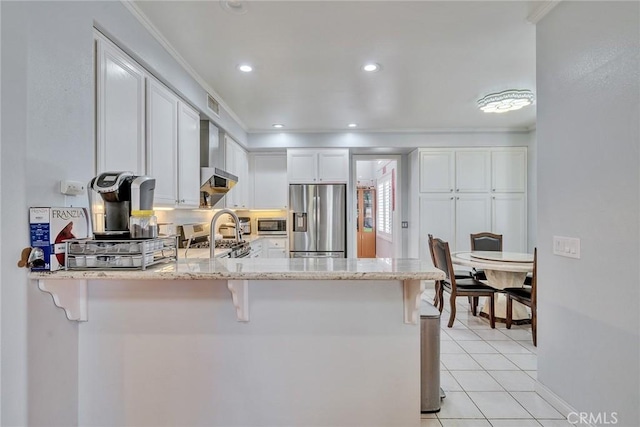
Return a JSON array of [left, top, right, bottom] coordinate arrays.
[[178, 223, 251, 258], [216, 239, 251, 258], [178, 223, 210, 248]]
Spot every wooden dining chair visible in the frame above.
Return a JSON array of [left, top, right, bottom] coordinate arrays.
[[431, 237, 497, 328], [470, 232, 503, 281], [505, 248, 537, 346], [428, 234, 471, 310]]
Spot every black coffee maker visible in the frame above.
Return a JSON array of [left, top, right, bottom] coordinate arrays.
[[88, 171, 155, 239]]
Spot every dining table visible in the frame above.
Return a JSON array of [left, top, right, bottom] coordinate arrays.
[[451, 251, 534, 323]]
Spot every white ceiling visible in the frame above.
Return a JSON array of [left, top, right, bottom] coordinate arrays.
[[133, 1, 537, 133]]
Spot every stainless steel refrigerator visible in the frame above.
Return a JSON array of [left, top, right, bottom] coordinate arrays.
[[289, 184, 346, 258]]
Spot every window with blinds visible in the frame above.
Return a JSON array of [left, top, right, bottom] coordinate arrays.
[[377, 175, 392, 240]]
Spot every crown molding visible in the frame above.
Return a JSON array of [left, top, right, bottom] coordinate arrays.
[[527, 1, 561, 25], [120, 0, 248, 132], [248, 127, 534, 135]]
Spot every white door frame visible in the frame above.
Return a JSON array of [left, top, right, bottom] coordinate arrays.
[[350, 155, 403, 258]]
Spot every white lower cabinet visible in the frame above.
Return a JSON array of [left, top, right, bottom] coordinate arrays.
[[264, 237, 288, 258], [249, 239, 263, 258], [248, 237, 287, 258]]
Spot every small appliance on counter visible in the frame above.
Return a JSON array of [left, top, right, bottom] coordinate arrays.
[[88, 171, 155, 239], [256, 217, 287, 235], [238, 217, 251, 235]]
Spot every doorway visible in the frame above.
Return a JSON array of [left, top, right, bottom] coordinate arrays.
[[352, 156, 400, 258]]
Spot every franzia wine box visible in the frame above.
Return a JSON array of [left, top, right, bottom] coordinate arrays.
[[29, 207, 89, 271]]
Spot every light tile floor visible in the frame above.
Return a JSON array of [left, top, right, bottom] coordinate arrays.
[[420, 289, 575, 427]]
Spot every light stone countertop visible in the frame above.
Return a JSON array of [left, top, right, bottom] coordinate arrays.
[[30, 258, 445, 281], [452, 251, 533, 273]]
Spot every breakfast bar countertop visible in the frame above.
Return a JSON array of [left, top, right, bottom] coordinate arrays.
[[29, 257, 445, 281]]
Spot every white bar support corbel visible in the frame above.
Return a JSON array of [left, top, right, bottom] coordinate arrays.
[[403, 279, 425, 324], [227, 279, 249, 322], [37, 279, 88, 322]]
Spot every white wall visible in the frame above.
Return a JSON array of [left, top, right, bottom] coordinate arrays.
[[0, 1, 245, 424], [537, 2, 639, 425]]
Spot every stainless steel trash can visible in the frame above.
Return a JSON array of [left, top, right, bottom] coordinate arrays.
[[421, 301, 444, 413]]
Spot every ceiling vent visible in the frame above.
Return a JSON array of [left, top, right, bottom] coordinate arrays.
[[207, 94, 220, 117]]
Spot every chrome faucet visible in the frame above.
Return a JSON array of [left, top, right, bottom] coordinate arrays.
[[210, 208, 243, 258]]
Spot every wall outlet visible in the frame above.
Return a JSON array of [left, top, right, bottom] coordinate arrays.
[[401, 221, 408, 229], [553, 236, 580, 259], [60, 180, 86, 196]]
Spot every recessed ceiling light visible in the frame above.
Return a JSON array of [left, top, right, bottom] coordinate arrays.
[[238, 64, 253, 73], [348, 123, 358, 128], [220, 0, 248, 15], [362, 63, 381, 72], [477, 89, 535, 113], [272, 124, 285, 129]]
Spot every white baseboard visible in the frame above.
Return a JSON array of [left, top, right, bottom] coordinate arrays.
[[535, 381, 591, 427]]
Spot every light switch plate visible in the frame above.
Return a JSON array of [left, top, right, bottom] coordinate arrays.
[[401, 221, 408, 228], [553, 236, 581, 259]]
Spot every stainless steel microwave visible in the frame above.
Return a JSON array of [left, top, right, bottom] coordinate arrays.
[[256, 217, 287, 235]]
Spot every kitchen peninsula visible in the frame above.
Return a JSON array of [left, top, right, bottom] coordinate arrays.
[[31, 258, 444, 427]]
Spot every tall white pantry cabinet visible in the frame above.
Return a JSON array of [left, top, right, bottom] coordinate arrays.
[[409, 147, 527, 260]]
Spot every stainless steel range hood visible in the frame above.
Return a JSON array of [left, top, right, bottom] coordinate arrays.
[[200, 121, 238, 208], [200, 167, 237, 208]]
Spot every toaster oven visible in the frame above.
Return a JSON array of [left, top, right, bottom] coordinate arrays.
[[256, 217, 287, 235]]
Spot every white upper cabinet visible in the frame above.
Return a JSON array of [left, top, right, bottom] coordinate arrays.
[[146, 78, 179, 206], [287, 149, 349, 183], [96, 37, 146, 175], [177, 102, 201, 208], [287, 150, 319, 183], [251, 153, 288, 209], [317, 150, 349, 183], [225, 136, 249, 209], [96, 35, 201, 209], [491, 149, 527, 193], [455, 150, 490, 193], [146, 77, 200, 209], [419, 151, 454, 193]]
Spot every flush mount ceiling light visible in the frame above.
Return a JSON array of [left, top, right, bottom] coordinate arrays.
[[347, 123, 358, 128], [272, 124, 285, 129], [362, 63, 381, 72], [220, 0, 248, 15], [237, 64, 253, 73], [477, 89, 535, 113]]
